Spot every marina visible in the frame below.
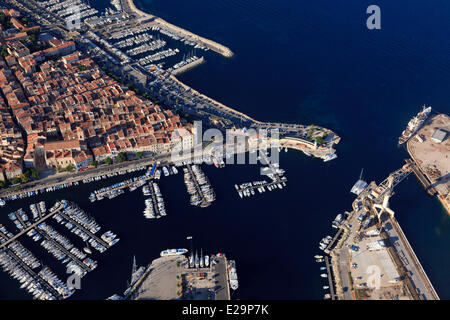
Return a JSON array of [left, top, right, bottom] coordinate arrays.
[[143, 182, 167, 219], [235, 150, 288, 198], [0, 0, 448, 302], [0, 166, 147, 207], [183, 164, 216, 208], [0, 200, 119, 299], [33, 0, 222, 74]]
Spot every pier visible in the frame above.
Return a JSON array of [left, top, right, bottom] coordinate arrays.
[[58, 211, 110, 249], [185, 164, 214, 208], [324, 256, 336, 300], [324, 228, 343, 254], [405, 159, 437, 195], [328, 165, 440, 300], [0, 203, 64, 250], [36, 227, 91, 273], [148, 182, 161, 216], [3, 247, 63, 299], [172, 56, 205, 75], [14, 212, 28, 230], [94, 175, 148, 200]]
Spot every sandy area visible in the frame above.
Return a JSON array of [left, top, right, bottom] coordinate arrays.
[[408, 113, 450, 197]]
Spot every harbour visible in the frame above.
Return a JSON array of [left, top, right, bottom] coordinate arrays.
[[0, 0, 449, 301], [0, 200, 119, 299]]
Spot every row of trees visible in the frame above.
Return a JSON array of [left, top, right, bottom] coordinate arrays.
[[89, 152, 132, 168], [0, 168, 39, 188]]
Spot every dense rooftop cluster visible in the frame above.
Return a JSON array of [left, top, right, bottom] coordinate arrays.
[[0, 9, 193, 183]]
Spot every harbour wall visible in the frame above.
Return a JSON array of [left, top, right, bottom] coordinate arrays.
[[172, 56, 205, 76], [390, 217, 440, 300]]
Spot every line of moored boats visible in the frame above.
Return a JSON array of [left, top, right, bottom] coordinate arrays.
[[183, 165, 216, 207]]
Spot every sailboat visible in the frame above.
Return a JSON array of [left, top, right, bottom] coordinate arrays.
[[189, 252, 194, 268], [187, 236, 194, 268], [200, 249, 204, 268], [194, 251, 199, 268]]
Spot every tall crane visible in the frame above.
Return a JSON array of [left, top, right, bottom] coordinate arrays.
[[372, 163, 413, 219]]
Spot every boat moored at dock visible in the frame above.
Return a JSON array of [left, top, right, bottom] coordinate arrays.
[[398, 106, 432, 145]]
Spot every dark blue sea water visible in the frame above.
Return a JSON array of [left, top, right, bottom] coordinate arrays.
[[1, 0, 449, 299]]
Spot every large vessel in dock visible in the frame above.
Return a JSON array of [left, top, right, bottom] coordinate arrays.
[[398, 106, 432, 145]]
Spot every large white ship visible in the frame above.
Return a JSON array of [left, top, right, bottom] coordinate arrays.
[[160, 248, 188, 257], [228, 260, 239, 291], [398, 106, 432, 145]]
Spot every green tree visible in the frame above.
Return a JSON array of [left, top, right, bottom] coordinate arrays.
[[78, 65, 88, 71], [0, 45, 8, 57], [136, 151, 144, 159], [65, 164, 74, 172], [117, 152, 127, 163], [10, 177, 21, 185], [104, 157, 113, 165], [20, 173, 29, 184], [0, 180, 6, 188], [30, 168, 40, 179], [90, 160, 99, 167], [20, 17, 29, 26], [0, 13, 8, 28]]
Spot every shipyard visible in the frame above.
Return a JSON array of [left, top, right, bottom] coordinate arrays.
[[318, 163, 440, 300]]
